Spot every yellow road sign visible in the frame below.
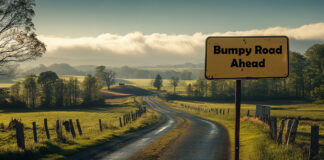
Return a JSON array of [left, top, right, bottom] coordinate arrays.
[[205, 36, 289, 79]]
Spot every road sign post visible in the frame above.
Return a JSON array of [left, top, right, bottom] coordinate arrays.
[[235, 80, 241, 160], [205, 36, 289, 160]]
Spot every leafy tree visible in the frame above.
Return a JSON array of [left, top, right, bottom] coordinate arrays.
[[64, 77, 79, 106], [186, 83, 193, 97], [10, 81, 21, 102], [170, 76, 179, 94], [95, 66, 116, 90], [210, 80, 217, 97], [82, 74, 101, 104], [289, 52, 307, 97], [53, 79, 64, 106], [153, 74, 163, 90], [103, 70, 116, 90], [305, 44, 324, 100], [37, 71, 58, 106], [23, 74, 37, 108], [95, 65, 105, 87], [0, 0, 45, 68]]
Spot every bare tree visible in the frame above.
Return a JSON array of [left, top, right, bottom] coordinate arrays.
[[103, 70, 116, 90], [0, 0, 45, 68]]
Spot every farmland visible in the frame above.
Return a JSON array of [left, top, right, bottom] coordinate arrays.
[[0, 97, 160, 160]]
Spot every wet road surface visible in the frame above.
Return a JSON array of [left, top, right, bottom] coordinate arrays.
[[69, 96, 229, 160]]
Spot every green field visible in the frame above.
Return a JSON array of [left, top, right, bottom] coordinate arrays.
[[123, 78, 195, 94], [155, 97, 324, 159], [0, 97, 160, 160]]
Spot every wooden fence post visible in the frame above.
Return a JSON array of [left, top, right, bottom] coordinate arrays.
[[69, 119, 76, 138], [76, 119, 82, 136], [119, 117, 122, 127], [287, 119, 299, 145], [247, 110, 250, 117], [16, 122, 25, 149], [277, 119, 285, 144], [99, 119, 102, 132], [308, 125, 319, 160], [44, 118, 50, 139], [123, 115, 126, 126], [284, 119, 293, 144], [131, 111, 133, 121], [56, 120, 63, 140], [272, 117, 277, 140], [32, 122, 37, 143]]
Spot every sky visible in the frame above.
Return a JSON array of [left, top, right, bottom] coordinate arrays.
[[25, 0, 324, 67]]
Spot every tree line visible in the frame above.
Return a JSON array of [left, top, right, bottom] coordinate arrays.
[[1, 71, 108, 108]]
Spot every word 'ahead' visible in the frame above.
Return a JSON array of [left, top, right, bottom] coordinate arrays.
[[205, 36, 289, 79]]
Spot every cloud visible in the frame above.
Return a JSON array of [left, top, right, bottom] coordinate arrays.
[[38, 22, 324, 55]]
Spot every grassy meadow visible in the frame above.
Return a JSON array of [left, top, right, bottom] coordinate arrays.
[[0, 97, 160, 160], [154, 96, 324, 159], [123, 78, 195, 94]]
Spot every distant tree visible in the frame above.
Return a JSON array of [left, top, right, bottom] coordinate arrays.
[[186, 83, 193, 97], [10, 81, 21, 103], [23, 74, 37, 108], [0, 0, 45, 68], [103, 70, 116, 90], [82, 74, 101, 104], [180, 71, 192, 80], [210, 80, 217, 97], [95, 66, 105, 87], [95, 66, 116, 90], [64, 77, 79, 106], [170, 76, 179, 94], [153, 74, 163, 90], [289, 52, 307, 97], [305, 44, 324, 100], [37, 71, 59, 106], [53, 79, 64, 106]]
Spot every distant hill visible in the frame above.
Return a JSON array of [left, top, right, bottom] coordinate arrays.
[[23, 63, 86, 76], [21, 63, 203, 79], [74, 65, 97, 74]]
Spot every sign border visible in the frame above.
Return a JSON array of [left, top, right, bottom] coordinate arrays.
[[205, 36, 289, 80]]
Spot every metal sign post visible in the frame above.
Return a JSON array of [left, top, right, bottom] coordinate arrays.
[[235, 80, 241, 160]]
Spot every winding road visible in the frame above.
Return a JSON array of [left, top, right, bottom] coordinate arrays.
[[69, 96, 230, 160]]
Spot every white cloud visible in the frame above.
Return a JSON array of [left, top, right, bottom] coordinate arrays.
[[39, 22, 324, 55]]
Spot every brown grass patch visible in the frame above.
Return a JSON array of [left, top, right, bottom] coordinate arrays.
[[105, 98, 128, 103]]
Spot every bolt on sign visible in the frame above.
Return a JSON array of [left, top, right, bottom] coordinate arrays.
[[205, 36, 289, 79]]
